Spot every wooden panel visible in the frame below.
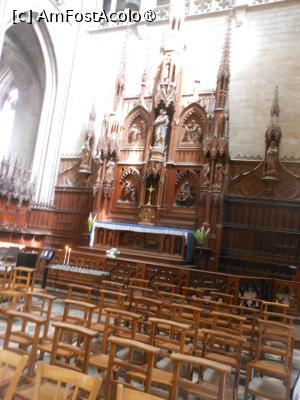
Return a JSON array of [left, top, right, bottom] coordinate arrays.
[[54, 189, 93, 211], [221, 196, 300, 277]]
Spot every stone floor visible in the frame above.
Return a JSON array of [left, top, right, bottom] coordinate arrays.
[[0, 292, 299, 399]]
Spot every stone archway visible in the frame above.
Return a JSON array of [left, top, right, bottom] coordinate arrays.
[[0, 22, 45, 167], [0, 19, 57, 202]]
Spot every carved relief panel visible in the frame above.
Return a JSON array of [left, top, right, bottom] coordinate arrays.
[[124, 107, 150, 148], [178, 104, 207, 148], [174, 170, 197, 208], [117, 167, 140, 204]]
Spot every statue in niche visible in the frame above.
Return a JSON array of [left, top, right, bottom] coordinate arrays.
[[154, 109, 169, 148], [128, 120, 146, 144], [265, 141, 278, 177], [120, 181, 131, 201], [183, 120, 202, 143], [130, 184, 138, 202], [120, 181, 138, 202], [163, 54, 171, 82], [105, 157, 115, 182], [93, 157, 103, 195], [214, 163, 224, 186], [175, 181, 194, 207], [203, 161, 210, 186], [79, 130, 94, 170]]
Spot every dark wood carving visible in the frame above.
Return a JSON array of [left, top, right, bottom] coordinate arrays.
[[228, 87, 300, 201]]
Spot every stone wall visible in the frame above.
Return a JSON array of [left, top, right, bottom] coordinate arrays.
[[230, 0, 300, 160], [0, 0, 299, 203]]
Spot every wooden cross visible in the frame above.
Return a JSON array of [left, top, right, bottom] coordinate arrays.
[[146, 185, 155, 206]]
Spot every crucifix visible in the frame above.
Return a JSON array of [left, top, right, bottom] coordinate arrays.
[[146, 185, 155, 206]]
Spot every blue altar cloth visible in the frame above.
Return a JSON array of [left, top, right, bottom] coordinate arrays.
[[89, 221, 193, 260]]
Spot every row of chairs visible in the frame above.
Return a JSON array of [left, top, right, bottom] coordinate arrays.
[[0, 291, 295, 399], [0, 268, 296, 400]]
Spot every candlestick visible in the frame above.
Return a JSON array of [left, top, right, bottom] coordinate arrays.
[[67, 248, 71, 266], [63, 246, 69, 265]]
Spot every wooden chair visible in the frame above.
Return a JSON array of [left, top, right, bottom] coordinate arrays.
[[159, 292, 186, 320], [239, 296, 264, 314], [211, 311, 246, 336], [91, 289, 128, 335], [38, 321, 97, 373], [22, 291, 56, 339], [263, 310, 295, 326], [262, 300, 289, 316], [201, 328, 245, 399], [127, 285, 154, 308], [170, 352, 233, 400], [9, 267, 36, 291], [129, 278, 150, 288], [0, 290, 25, 316], [52, 298, 97, 328], [67, 283, 94, 303], [181, 286, 206, 298], [116, 383, 163, 400], [152, 280, 178, 293], [3, 310, 47, 377], [210, 291, 234, 304], [126, 318, 192, 396], [225, 304, 260, 360], [89, 308, 142, 373], [16, 362, 102, 400], [132, 296, 163, 319], [149, 317, 192, 355], [0, 268, 38, 315], [188, 297, 221, 329], [101, 307, 142, 351], [2, 291, 56, 374], [183, 285, 221, 297], [101, 280, 125, 292], [0, 350, 28, 400], [105, 336, 161, 400], [169, 303, 201, 346], [244, 319, 294, 400], [34, 362, 101, 400], [158, 291, 185, 304], [132, 296, 163, 342], [0, 264, 13, 290]]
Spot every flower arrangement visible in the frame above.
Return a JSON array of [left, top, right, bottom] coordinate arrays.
[[106, 247, 120, 259], [193, 225, 210, 247], [87, 213, 96, 233]]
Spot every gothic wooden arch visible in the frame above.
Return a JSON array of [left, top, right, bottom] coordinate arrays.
[[178, 102, 208, 146], [123, 105, 151, 147]]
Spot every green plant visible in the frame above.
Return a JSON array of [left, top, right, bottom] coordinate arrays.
[[87, 213, 94, 233], [193, 225, 210, 247]]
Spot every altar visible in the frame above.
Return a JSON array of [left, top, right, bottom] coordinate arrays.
[[90, 221, 193, 259]]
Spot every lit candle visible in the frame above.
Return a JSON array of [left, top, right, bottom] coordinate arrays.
[[63, 246, 69, 265], [67, 248, 71, 266]]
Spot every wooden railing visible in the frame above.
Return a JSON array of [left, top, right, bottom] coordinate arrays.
[[41, 251, 300, 316]]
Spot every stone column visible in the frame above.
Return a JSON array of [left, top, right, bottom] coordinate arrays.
[[109, 0, 117, 13], [0, 0, 7, 60]]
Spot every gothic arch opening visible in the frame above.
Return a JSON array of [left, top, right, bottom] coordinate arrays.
[[0, 22, 46, 168]]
